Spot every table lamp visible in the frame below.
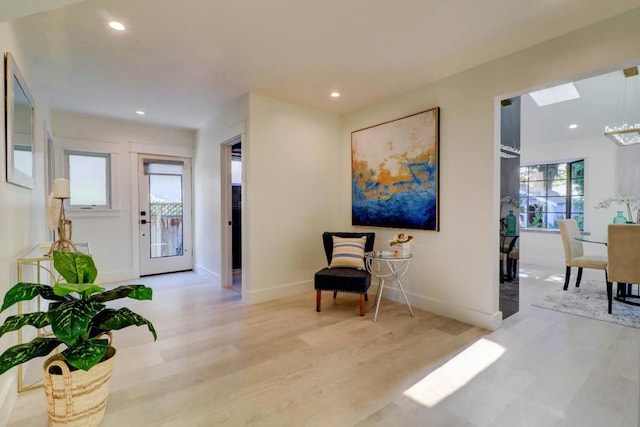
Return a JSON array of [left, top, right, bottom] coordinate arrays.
[[47, 178, 77, 254]]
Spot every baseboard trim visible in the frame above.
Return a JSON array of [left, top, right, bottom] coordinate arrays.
[[370, 284, 503, 331], [194, 264, 221, 285], [247, 280, 313, 304]]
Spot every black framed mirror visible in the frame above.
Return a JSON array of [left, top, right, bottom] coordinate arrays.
[[5, 52, 35, 189]]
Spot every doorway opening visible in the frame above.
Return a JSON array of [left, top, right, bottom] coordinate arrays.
[[231, 142, 242, 292]]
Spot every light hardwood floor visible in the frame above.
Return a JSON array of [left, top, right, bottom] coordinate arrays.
[[7, 265, 639, 426]]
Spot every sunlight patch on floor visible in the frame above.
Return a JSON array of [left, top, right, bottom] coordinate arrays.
[[403, 338, 505, 407], [545, 274, 565, 283]]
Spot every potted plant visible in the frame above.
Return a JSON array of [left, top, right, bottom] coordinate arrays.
[[0, 250, 156, 426]]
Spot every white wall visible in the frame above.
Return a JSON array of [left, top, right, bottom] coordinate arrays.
[[50, 111, 196, 283], [245, 93, 342, 302], [0, 21, 49, 426], [519, 135, 616, 267], [193, 94, 248, 284], [194, 93, 343, 303], [341, 9, 640, 330]]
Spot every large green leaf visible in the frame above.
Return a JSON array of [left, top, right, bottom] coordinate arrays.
[[48, 300, 105, 344], [92, 307, 157, 341], [1, 282, 66, 312], [62, 338, 109, 371], [0, 312, 49, 339], [0, 337, 62, 375], [53, 251, 97, 284], [90, 285, 153, 303], [54, 283, 104, 297]]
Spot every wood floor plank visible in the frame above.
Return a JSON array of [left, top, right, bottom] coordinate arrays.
[[7, 272, 486, 426]]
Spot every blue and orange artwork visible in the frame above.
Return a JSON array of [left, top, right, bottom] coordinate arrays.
[[351, 108, 439, 230]]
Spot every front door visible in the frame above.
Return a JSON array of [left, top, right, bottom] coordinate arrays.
[[138, 154, 193, 276]]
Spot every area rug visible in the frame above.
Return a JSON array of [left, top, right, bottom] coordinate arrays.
[[533, 279, 640, 329]]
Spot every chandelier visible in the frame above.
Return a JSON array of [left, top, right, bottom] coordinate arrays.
[[604, 66, 640, 146]]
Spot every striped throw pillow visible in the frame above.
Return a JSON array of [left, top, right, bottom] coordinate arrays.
[[329, 236, 366, 270]]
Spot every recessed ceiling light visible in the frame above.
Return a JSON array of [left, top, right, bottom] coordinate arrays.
[[330, 91, 340, 98], [529, 83, 580, 106], [135, 110, 145, 116], [108, 21, 125, 31], [569, 123, 578, 129]]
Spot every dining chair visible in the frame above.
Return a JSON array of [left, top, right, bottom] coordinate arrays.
[[606, 224, 640, 314], [558, 219, 607, 291], [499, 234, 518, 283]]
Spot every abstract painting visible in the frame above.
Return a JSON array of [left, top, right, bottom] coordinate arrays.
[[351, 108, 439, 231]]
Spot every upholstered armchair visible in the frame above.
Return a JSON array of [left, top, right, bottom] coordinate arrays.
[[314, 232, 375, 316], [606, 224, 640, 314], [558, 219, 607, 290]]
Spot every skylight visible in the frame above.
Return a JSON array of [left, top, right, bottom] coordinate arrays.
[[529, 82, 580, 106]]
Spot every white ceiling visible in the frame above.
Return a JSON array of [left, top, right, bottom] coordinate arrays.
[[8, 0, 640, 129], [521, 66, 640, 145]]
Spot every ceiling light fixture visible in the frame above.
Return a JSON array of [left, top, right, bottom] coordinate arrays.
[[108, 21, 125, 31], [330, 91, 340, 98], [135, 110, 145, 116], [529, 82, 580, 107], [569, 124, 578, 129], [604, 66, 640, 146]]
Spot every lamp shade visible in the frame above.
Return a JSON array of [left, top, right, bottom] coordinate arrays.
[[52, 178, 70, 198]]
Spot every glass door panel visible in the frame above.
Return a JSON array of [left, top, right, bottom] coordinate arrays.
[[149, 174, 184, 258]]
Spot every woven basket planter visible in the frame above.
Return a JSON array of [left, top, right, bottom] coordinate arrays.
[[43, 346, 117, 427]]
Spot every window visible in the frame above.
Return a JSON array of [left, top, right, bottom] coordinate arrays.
[[520, 159, 584, 231], [65, 151, 111, 208]]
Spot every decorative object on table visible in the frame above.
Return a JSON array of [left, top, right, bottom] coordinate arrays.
[[314, 232, 375, 316], [5, 52, 36, 189], [389, 233, 413, 257], [0, 251, 156, 427], [557, 219, 608, 291], [499, 196, 520, 234], [595, 193, 637, 223], [505, 210, 517, 236], [613, 211, 628, 224], [351, 108, 439, 231], [47, 178, 76, 254]]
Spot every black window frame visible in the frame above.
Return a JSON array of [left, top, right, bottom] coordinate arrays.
[[519, 159, 584, 231]]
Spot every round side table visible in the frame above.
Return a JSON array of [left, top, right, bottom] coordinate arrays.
[[364, 252, 415, 322]]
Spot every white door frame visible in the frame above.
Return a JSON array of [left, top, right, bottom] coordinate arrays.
[[129, 143, 194, 279], [220, 135, 242, 292]]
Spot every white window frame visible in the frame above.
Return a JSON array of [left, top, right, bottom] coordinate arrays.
[[64, 150, 112, 209], [54, 137, 121, 214]]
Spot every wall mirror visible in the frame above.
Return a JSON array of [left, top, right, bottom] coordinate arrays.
[[5, 52, 35, 189]]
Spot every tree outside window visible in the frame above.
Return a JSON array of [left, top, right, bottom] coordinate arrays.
[[520, 160, 584, 231]]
